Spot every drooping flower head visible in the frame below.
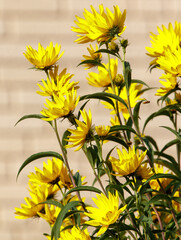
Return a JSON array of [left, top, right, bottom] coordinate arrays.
[[109, 146, 147, 177], [82, 44, 102, 69], [37, 68, 79, 97], [66, 109, 93, 151], [87, 58, 118, 87], [41, 88, 80, 121], [28, 157, 72, 189], [24, 42, 64, 70], [72, 5, 126, 44], [146, 22, 181, 66], [85, 191, 127, 236]]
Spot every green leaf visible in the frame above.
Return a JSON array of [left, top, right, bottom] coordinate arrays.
[[161, 138, 181, 152], [40, 199, 63, 209], [109, 125, 136, 134], [144, 173, 181, 186], [145, 135, 159, 151], [133, 100, 144, 132], [16, 151, 63, 180], [104, 135, 128, 149], [154, 151, 177, 165], [80, 92, 114, 108], [154, 159, 181, 179], [95, 48, 119, 57], [117, 223, 137, 232], [64, 186, 102, 199], [62, 130, 71, 149], [51, 201, 81, 240], [142, 104, 181, 132], [77, 60, 106, 68], [160, 126, 181, 141], [15, 114, 52, 126], [148, 193, 171, 205], [131, 79, 149, 88], [80, 92, 128, 109], [77, 100, 89, 119], [123, 61, 132, 90]]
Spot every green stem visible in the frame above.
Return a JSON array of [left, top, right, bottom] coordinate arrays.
[[53, 120, 83, 205], [106, 46, 129, 145]]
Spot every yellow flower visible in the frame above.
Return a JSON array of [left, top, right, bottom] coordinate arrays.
[[146, 22, 180, 65], [85, 191, 127, 236], [102, 84, 142, 119], [135, 163, 153, 180], [38, 204, 61, 225], [41, 89, 79, 121], [109, 146, 147, 176], [14, 183, 58, 219], [37, 68, 79, 97], [156, 73, 177, 96], [72, 5, 126, 43], [157, 46, 181, 76], [28, 158, 72, 189], [82, 44, 102, 69], [95, 125, 110, 137], [60, 226, 91, 240], [24, 42, 64, 70], [87, 58, 118, 87], [66, 109, 93, 151], [149, 164, 172, 192]]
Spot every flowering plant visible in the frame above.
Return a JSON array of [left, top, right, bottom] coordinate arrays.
[[15, 5, 181, 240]]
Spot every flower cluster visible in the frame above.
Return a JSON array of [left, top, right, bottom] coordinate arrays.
[[15, 4, 181, 240]]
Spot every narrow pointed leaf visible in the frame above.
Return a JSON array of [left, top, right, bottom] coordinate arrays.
[[15, 114, 52, 126], [161, 138, 181, 152], [95, 48, 118, 57], [133, 100, 144, 132], [64, 186, 102, 198], [77, 60, 106, 68], [105, 135, 128, 149], [16, 151, 63, 180], [51, 201, 81, 240], [160, 126, 181, 141]]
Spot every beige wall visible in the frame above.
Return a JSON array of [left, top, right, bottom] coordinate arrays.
[[1, 0, 180, 239]]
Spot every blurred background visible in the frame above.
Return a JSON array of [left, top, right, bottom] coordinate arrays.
[[0, 0, 180, 239]]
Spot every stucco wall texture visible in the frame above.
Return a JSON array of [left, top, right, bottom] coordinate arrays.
[[0, 0, 180, 239]]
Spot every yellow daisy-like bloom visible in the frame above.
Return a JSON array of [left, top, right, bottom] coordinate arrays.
[[109, 146, 147, 177], [87, 58, 118, 87], [156, 73, 178, 96], [28, 158, 72, 189], [60, 226, 91, 240], [37, 68, 79, 97], [135, 163, 153, 180], [95, 125, 110, 137], [66, 109, 92, 151], [102, 84, 142, 120], [149, 164, 172, 192], [82, 44, 102, 69], [14, 183, 58, 219], [72, 5, 126, 44], [41, 89, 80, 121], [146, 22, 180, 65], [157, 46, 181, 76], [24, 42, 64, 70], [38, 204, 61, 225], [85, 191, 127, 236]]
